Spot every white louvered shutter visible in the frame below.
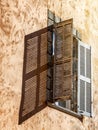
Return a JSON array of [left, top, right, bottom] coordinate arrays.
[[78, 40, 92, 117]]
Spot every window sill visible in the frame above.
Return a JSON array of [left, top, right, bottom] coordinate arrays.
[[47, 102, 83, 121]]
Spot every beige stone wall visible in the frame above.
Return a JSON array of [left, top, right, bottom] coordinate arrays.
[[0, 0, 98, 130]]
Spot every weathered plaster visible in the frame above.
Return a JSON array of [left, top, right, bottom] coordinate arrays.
[[0, 0, 98, 130]]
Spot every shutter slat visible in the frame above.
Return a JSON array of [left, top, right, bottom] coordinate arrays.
[[26, 37, 38, 74], [80, 45, 85, 76], [86, 48, 91, 78], [86, 82, 91, 113], [80, 80, 85, 111]]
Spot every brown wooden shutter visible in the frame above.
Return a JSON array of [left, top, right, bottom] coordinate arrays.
[[19, 27, 51, 124], [53, 19, 73, 100]]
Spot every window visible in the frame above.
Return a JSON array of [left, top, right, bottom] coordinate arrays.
[[47, 20, 92, 118], [54, 37, 92, 117], [19, 12, 92, 124]]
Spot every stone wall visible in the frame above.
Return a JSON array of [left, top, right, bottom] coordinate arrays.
[[0, 0, 98, 130]]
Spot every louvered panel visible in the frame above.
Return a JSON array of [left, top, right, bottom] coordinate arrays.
[[40, 33, 47, 66], [63, 36, 72, 59], [54, 63, 72, 100], [63, 75, 72, 99], [61, 21, 73, 63], [55, 26, 63, 60], [80, 45, 85, 76], [86, 48, 91, 78], [86, 82, 91, 113], [63, 61, 72, 76], [54, 64, 63, 99], [63, 61, 72, 99], [26, 37, 38, 74], [80, 80, 85, 111], [64, 24, 72, 34], [39, 71, 47, 106], [22, 76, 37, 116]]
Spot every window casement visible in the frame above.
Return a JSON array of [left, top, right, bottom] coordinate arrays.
[[19, 17, 92, 124]]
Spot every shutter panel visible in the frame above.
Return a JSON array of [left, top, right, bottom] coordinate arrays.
[[53, 19, 73, 100], [78, 40, 92, 117], [19, 27, 51, 124]]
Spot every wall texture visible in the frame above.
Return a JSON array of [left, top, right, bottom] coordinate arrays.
[[0, 0, 98, 130]]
